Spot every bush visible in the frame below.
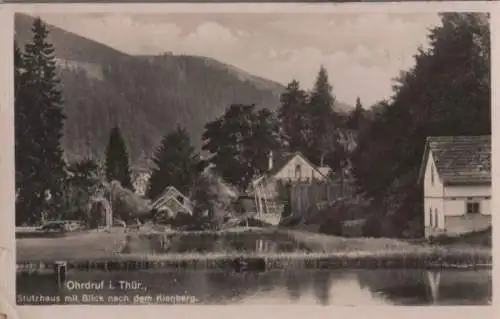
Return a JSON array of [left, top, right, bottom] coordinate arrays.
[[159, 212, 216, 230], [318, 217, 342, 236], [362, 214, 383, 237], [429, 227, 492, 247], [236, 217, 272, 227], [278, 215, 302, 228]]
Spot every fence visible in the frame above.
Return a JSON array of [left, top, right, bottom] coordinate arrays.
[[284, 180, 355, 217]]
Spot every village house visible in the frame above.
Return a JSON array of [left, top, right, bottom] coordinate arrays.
[[151, 186, 194, 218], [252, 151, 332, 199], [249, 151, 332, 224], [419, 135, 491, 239]]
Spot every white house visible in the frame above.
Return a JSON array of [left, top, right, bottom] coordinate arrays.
[[252, 151, 331, 198], [418, 135, 491, 238]]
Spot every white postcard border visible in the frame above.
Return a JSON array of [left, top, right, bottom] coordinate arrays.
[[0, 2, 498, 318]]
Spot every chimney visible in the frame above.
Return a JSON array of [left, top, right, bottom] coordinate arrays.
[[268, 151, 273, 171]]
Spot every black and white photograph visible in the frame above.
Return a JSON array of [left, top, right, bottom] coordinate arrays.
[[13, 8, 492, 306]]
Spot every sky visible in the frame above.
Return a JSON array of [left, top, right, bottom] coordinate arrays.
[[39, 12, 442, 107]]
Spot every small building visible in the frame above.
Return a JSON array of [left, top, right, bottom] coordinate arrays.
[[151, 186, 193, 218], [418, 135, 491, 238], [250, 151, 331, 224], [252, 151, 331, 199]]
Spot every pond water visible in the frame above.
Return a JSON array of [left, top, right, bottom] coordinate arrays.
[[123, 231, 312, 254], [17, 268, 491, 305]]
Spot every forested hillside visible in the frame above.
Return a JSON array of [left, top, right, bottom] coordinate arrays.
[[15, 13, 354, 168], [14, 14, 284, 167]]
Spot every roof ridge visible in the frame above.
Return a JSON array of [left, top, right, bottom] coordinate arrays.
[[427, 135, 491, 139], [426, 134, 491, 185]]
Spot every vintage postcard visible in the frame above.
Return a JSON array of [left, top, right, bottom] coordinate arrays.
[[1, 2, 496, 316]]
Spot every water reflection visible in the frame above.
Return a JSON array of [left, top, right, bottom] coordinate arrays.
[[17, 269, 491, 306], [157, 232, 310, 254]]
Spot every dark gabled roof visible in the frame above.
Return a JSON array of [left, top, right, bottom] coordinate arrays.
[[418, 135, 491, 186]]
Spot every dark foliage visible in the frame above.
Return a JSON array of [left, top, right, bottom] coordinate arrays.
[[278, 215, 303, 228], [146, 127, 201, 200], [351, 13, 490, 237], [14, 14, 286, 166], [429, 227, 491, 247], [105, 126, 133, 190], [15, 18, 67, 225], [318, 217, 343, 236], [202, 104, 281, 191], [61, 158, 101, 220]]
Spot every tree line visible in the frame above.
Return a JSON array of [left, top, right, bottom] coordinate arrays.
[[351, 13, 490, 237], [15, 13, 490, 239]]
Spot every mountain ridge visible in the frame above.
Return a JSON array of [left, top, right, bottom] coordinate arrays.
[[15, 13, 353, 169]]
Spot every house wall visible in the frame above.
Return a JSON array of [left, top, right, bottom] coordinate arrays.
[[423, 151, 445, 238], [439, 184, 491, 235], [444, 184, 491, 198], [424, 198, 444, 238], [444, 214, 491, 236], [423, 152, 444, 198], [423, 158, 491, 237], [274, 155, 326, 181], [442, 195, 491, 216]]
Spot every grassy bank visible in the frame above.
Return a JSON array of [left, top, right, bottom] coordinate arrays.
[[16, 229, 127, 260], [17, 249, 492, 274], [281, 229, 491, 263], [16, 226, 491, 270]]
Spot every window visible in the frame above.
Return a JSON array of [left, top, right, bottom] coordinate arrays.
[[429, 208, 433, 227], [466, 202, 480, 214], [295, 164, 302, 180], [176, 196, 184, 205], [430, 164, 435, 185], [434, 209, 439, 229]]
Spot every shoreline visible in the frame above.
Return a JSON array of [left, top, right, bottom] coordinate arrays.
[[16, 226, 492, 272]]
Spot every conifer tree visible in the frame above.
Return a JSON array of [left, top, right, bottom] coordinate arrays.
[[146, 127, 199, 200], [277, 80, 309, 152], [307, 65, 338, 165], [105, 126, 133, 190], [15, 18, 67, 224], [351, 13, 490, 236], [347, 97, 365, 130]]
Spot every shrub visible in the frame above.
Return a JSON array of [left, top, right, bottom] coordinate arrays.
[[362, 214, 383, 237], [318, 217, 342, 236], [279, 215, 302, 228], [429, 227, 492, 247]]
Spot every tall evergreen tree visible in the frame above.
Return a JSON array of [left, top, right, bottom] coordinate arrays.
[[105, 126, 133, 190], [277, 80, 309, 152], [347, 97, 365, 130], [305, 65, 338, 165], [351, 13, 490, 236], [146, 127, 199, 200], [309, 65, 336, 114], [15, 19, 67, 224]]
